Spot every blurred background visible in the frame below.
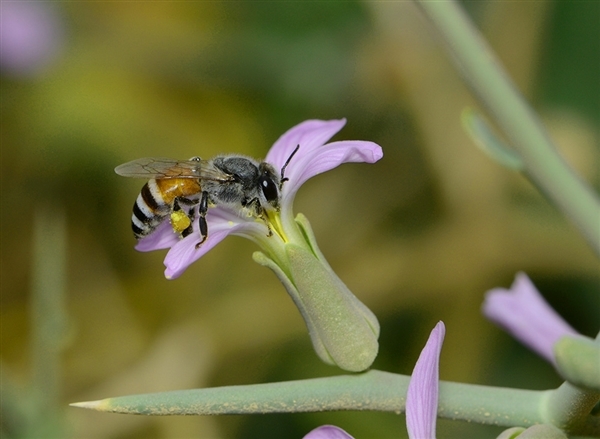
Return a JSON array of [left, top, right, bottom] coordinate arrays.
[[1, 1, 598, 438]]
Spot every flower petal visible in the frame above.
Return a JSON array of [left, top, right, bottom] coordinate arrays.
[[406, 321, 445, 439], [135, 220, 180, 252], [164, 228, 229, 279], [281, 140, 383, 206], [266, 119, 347, 170], [482, 272, 579, 364], [163, 208, 266, 279], [303, 425, 355, 439]]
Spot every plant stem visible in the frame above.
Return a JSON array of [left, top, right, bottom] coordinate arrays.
[[74, 370, 549, 429], [30, 205, 68, 435], [414, 0, 600, 256], [544, 381, 600, 435]]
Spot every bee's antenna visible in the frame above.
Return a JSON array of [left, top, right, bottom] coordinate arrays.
[[280, 144, 300, 187]]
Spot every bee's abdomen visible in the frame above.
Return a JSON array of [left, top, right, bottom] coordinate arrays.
[[132, 180, 168, 239]]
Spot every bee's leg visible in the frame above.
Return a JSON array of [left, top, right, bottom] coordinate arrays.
[[242, 197, 262, 216], [181, 204, 198, 238], [181, 224, 194, 238], [174, 197, 197, 209], [244, 197, 273, 237], [180, 210, 194, 238], [195, 191, 209, 249]]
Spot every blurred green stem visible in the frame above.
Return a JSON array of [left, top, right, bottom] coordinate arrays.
[[31, 205, 68, 426], [414, 0, 600, 256]]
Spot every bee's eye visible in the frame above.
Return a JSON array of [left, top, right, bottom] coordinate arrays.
[[259, 175, 278, 203]]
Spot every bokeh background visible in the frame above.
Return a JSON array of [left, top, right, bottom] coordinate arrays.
[[1, 1, 598, 438]]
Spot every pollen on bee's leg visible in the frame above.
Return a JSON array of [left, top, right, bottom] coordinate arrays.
[[170, 211, 192, 236]]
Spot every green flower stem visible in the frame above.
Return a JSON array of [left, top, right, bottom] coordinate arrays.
[[414, 0, 600, 256], [71, 370, 599, 435], [31, 205, 68, 414], [543, 381, 600, 434], [27, 205, 69, 437]]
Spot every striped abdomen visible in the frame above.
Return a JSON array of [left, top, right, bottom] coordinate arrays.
[[132, 178, 202, 239]]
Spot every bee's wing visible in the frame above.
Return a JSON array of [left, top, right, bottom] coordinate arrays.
[[115, 157, 231, 181]]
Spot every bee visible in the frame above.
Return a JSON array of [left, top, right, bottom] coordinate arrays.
[[115, 147, 298, 247]]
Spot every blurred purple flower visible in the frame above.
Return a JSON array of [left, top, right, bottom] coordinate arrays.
[[303, 425, 355, 439], [406, 321, 445, 439], [1, 1, 63, 76], [138, 119, 383, 279], [482, 272, 579, 364]]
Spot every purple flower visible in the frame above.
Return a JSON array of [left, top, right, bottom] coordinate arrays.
[[137, 119, 383, 371], [482, 272, 579, 364], [0, 2, 63, 77], [303, 425, 355, 439], [137, 119, 382, 279], [406, 321, 445, 439]]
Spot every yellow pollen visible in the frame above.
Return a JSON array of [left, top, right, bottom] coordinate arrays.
[[170, 211, 191, 234]]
